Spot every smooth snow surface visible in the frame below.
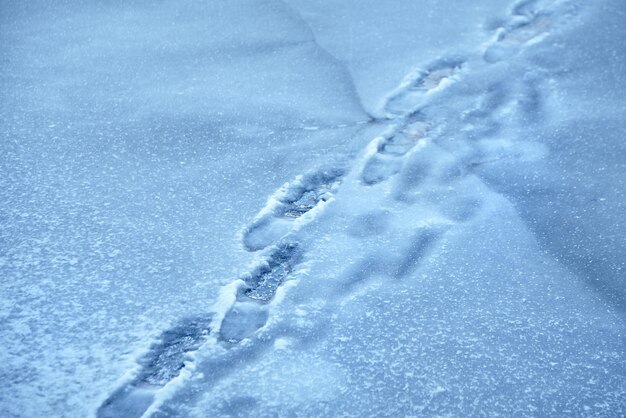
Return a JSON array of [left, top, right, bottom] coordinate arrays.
[[1, 0, 625, 417]]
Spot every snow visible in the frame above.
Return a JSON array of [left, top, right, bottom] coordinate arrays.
[[1, 0, 625, 417]]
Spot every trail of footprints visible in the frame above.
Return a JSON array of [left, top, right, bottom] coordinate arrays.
[[362, 0, 569, 186], [98, 171, 340, 417], [98, 1, 575, 416]]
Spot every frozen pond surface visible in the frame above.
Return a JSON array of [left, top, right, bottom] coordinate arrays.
[[1, 0, 625, 417]]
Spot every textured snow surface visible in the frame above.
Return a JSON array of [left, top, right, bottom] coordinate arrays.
[[1, 0, 625, 417]]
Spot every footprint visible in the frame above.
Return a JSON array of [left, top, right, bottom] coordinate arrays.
[[511, 0, 544, 17], [98, 245, 302, 415], [242, 169, 343, 251], [361, 153, 403, 186], [395, 226, 447, 278], [392, 140, 442, 193], [243, 242, 302, 301], [219, 301, 269, 343], [347, 210, 391, 238], [98, 314, 213, 418], [137, 315, 213, 385], [518, 71, 546, 122], [98, 384, 157, 418], [439, 195, 484, 222], [379, 117, 430, 156], [385, 57, 465, 116], [483, 11, 553, 63], [99, 242, 302, 416], [461, 83, 510, 138], [361, 116, 431, 185]]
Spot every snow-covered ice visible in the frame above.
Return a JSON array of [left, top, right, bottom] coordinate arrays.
[[1, 0, 625, 417]]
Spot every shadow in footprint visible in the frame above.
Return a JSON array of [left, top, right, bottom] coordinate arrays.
[[484, 11, 553, 63], [380, 117, 429, 157], [280, 171, 342, 218], [347, 210, 391, 238], [395, 227, 446, 278], [220, 302, 269, 343], [243, 169, 343, 251], [385, 57, 465, 115], [462, 82, 509, 138], [440, 195, 483, 222], [519, 72, 546, 123], [98, 313, 213, 418], [243, 242, 302, 301], [361, 115, 431, 186], [512, 0, 542, 17], [361, 153, 402, 185], [392, 141, 439, 194]]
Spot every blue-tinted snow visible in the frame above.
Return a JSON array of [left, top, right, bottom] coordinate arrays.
[[1, 0, 625, 417], [283, 0, 512, 116], [1, 0, 365, 416]]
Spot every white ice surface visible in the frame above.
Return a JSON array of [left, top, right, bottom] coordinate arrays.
[[1, 0, 366, 416]]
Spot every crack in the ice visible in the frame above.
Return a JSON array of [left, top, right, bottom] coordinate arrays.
[[277, 0, 376, 121]]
